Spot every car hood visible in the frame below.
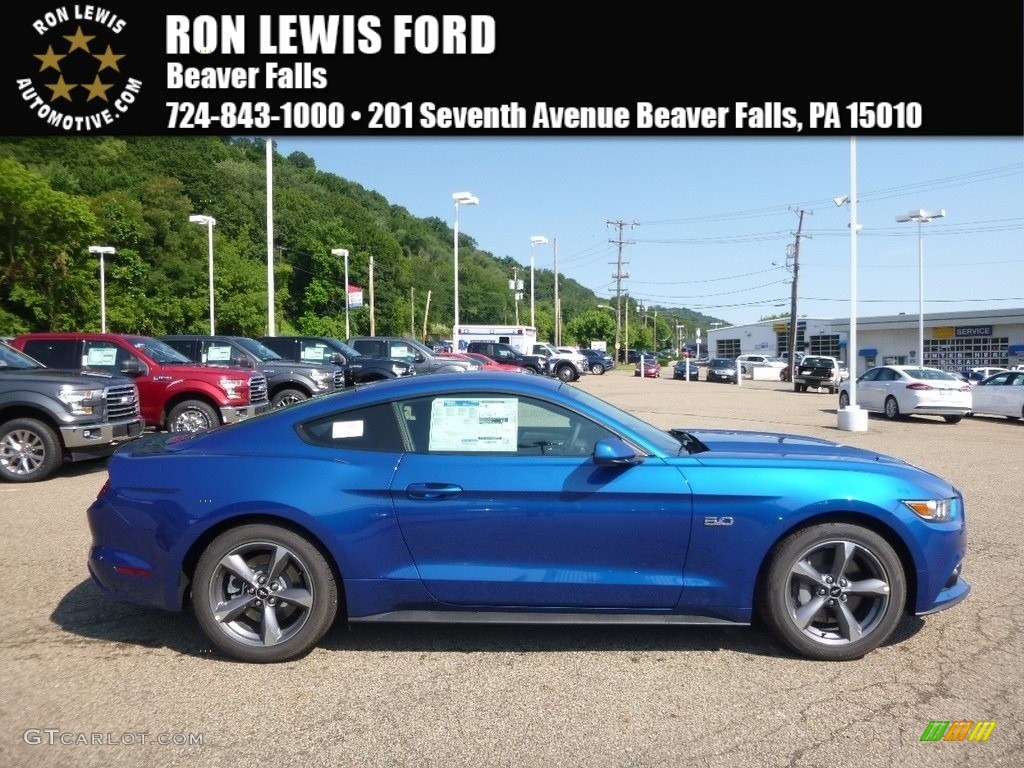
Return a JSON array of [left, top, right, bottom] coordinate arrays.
[[674, 428, 907, 464], [0, 367, 127, 385]]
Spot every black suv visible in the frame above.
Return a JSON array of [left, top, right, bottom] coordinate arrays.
[[161, 335, 346, 408], [347, 337, 481, 375], [466, 342, 547, 374], [258, 336, 414, 386], [0, 340, 143, 482]]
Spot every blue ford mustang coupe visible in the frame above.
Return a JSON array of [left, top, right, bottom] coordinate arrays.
[[87, 373, 969, 663]]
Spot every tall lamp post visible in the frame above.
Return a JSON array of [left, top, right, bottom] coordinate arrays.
[[88, 246, 115, 333], [331, 248, 351, 338], [529, 235, 548, 328], [452, 191, 479, 349], [189, 214, 217, 334], [896, 208, 945, 370]]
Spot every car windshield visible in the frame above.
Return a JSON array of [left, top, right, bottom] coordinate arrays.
[[328, 339, 363, 358], [0, 342, 41, 369], [128, 336, 193, 364], [711, 359, 734, 367], [233, 337, 284, 361], [560, 385, 684, 456]]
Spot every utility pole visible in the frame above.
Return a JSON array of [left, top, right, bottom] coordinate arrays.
[[422, 290, 432, 341], [410, 287, 415, 336], [553, 239, 560, 344], [509, 267, 523, 325], [607, 220, 636, 362], [786, 208, 811, 384], [369, 255, 375, 336]]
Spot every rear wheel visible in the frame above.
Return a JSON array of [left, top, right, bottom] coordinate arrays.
[[556, 364, 577, 382], [838, 391, 850, 409], [0, 418, 62, 483], [590, 363, 605, 375], [193, 524, 339, 663], [943, 415, 964, 424], [758, 522, 906, 660]]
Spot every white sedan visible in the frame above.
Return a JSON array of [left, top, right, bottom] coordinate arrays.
[[968, 370, 1024, 420], [838, 365, 973, 424]]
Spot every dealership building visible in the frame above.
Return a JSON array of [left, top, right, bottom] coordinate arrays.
[[705, 308, 1024, 377]]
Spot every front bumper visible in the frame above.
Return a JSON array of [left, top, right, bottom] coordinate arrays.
[[219, 400, 271, 424], [61, 417, 145, 454]]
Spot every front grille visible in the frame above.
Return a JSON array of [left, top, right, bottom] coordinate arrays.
[[334, 370, 345, 390], [248, 374, 268, 403], [104, 383, 140, 419]]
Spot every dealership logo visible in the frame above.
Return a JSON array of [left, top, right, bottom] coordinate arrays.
[[919, 721, 996, 742], [15, 7, 142, 132]]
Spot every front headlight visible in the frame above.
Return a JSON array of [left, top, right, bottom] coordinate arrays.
[[309, 369, 330, 390], [59, 386, 103, 415], [903, 498, 954, 522], [219, 377, 244, 400]]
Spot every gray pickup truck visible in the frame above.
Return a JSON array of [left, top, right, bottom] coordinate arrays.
[[0, 340, 143, 482]]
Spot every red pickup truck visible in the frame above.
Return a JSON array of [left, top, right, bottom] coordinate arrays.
[[11, 333, 269, 433]]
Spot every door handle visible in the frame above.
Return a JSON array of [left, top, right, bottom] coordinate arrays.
[[406, 483, 464, 500]]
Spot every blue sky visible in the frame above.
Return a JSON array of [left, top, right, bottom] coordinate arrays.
[[274, 137, 1023, 327]]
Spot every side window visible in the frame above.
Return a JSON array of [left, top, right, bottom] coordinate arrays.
[[352, 340, 384, 358], [163, 338, 197, 361], [298, 403, 405, 452], [397, 394, 614, 457], [21, 340, 80, 369], [83, 340, 136, 375]]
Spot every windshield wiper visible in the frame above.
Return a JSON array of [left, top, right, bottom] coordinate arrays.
[[668, 429, 709, 455]]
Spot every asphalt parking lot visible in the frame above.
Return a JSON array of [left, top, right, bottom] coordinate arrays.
[[3, 370, 1021, 768]]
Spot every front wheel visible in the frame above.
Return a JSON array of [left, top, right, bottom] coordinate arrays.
[[758, 522, 906, 660], [0, 418, 63, 483], [943, 415, 964, 424], [838, 391, 850, 409], [883, 396, 901, 420], [271, 388, 308, 408], [192, 524, 339, 663], [556, 365, 577, 382], [590, 363, 605, 375], [167, 400, 219, 433]]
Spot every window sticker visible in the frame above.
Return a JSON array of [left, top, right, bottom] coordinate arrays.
[[207, 345, 232, 362], [331, 420, 365, 439], [302, 345, 326, 361], [429, 397, 518, 451], [86, 347, 117, 366]]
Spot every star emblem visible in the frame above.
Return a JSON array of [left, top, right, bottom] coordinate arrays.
[[45, 75, 77, 102], [93, 45, 125, 73], [62, 25, 96, 53], [82, 75, 114, 102], [34, 45, 67, 73]]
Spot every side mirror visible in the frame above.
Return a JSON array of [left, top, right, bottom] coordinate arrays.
[[120, 359, 145, 377], [593, 437, 643, 466], [233, 356, 254, 368], [414, 353, 426, 363], [331, 352, 347, 365]]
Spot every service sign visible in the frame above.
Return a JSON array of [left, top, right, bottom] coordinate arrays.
[[5, 4, 1022, 136]]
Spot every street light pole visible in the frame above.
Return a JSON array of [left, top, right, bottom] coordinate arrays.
[[189, 214, 217, 334], [529, 235, 547, 328], [88, 246, 115, 333], [896, 208, 946, 369], [331, 249, 350, 338], [452, 191, 479, 349]]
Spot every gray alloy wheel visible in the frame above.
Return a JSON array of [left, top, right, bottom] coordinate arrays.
[[193, 524, 338, 663], [838, 391, 850, 409], [272, 388, 308, 408], [590, 363, 605, 375], [883, 396, 901, 420], [0, 418, 62, 483], [167, 400, 219, 433], [759, 523, 906, 661], [556, 364, 576, 382]]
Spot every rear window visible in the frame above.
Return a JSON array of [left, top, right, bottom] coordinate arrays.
[[802, 357, 834, 367]]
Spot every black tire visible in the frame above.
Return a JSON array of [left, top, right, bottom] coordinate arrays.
[[943, 415, 963, 424], [192, 524, 339, 663], [838, 391, 850, 409], [883, 396, 901, 420], [794, 383, 804, 393], [556, 364, 577, 382], [271, 388, 308, 408], [590, 363, 606, 375], [0, 417, 63, 483], [522, 366, 538, 375], [167, 399, 219, 433], [758, 522, 906, 661]]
